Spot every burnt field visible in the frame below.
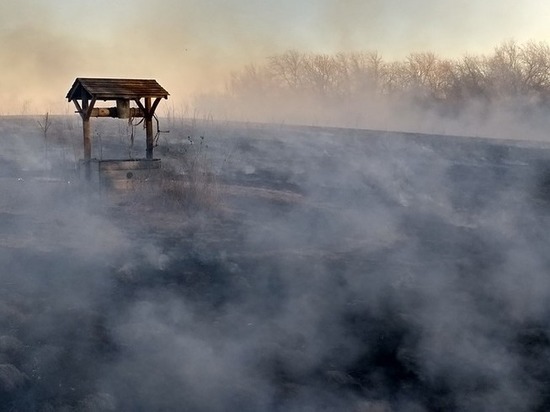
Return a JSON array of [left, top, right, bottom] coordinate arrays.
[[1, 116, 550, 411]]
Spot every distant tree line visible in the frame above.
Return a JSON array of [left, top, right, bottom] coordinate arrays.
[[223, 40, 550, 115]]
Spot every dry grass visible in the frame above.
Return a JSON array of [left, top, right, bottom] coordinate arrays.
[[158, 168, 220, 210], [106, 135, 222, 215], [157, 134, 221, 211]]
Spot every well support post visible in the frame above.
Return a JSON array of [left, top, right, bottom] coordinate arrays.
[[145, 97, 154, 160], [81, 98, 92, 179]]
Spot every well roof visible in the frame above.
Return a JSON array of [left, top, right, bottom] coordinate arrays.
[[66, 78, 169, 101]]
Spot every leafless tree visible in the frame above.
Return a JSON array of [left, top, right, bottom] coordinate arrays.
[[302, 53, 339, 97], [519, 41, 550, 97], [487, 40, 524, 97], [339, 51, 385, 96], [453, 55, 490, 101], [380, 60, 408, 96], [37, 112, 52, 139], [217, 39, 550, 121], [37, 112, 53, 168], [268, 50, 306, 92], [228, 64, 274, 98]]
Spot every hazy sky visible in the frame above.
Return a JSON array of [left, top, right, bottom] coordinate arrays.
[[1, 0, 550, 113]]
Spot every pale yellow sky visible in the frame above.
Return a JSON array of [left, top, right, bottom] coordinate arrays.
[[1, 0, 550, 114]]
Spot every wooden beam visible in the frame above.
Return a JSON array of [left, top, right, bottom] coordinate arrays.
[[84, 97, 97, 120], [83, 117, 92, 180], [150, 97, 162, 116], [90, 107, 145, 118], [145, 97, 154, 159], [134, 97, 162, 117], [91, 107, 117, 118], [83, 119, 91, 161], [73, 100, 84, 118], [134, 98, 146, 113]]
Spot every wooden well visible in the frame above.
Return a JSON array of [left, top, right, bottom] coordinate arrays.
[[79, 159, 162, 190], [66, 78, 169, 181]]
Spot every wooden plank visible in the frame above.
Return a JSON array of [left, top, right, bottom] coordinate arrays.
[[98, 159, 161, 171]]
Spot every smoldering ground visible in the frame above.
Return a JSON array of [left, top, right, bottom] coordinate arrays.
[[1, 116, 550, 411]]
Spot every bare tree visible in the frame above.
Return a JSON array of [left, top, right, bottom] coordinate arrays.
[[302, 53, 339, 97], [487, 40, 524, 97], [268, 50, 306, 92], [381, 60, 408, 96], [519, 41, 550, 96], [229, 64, 274, 98], [403, 52, 441, 97], [343, 51, 385, 96], [37, 112, 53, 169], [210, 39, 550, 124], [37, 112, 52, 139], [431, 59, 457, 101], [453, 55, 490, 101]]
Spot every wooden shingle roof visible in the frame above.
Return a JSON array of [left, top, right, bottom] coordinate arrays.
[[66, 78, 169, 101]]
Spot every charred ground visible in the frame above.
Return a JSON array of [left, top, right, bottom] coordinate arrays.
[[1, 117, 550, 411]]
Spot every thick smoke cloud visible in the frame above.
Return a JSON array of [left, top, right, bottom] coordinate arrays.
[[2, 114, 550, 410]]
